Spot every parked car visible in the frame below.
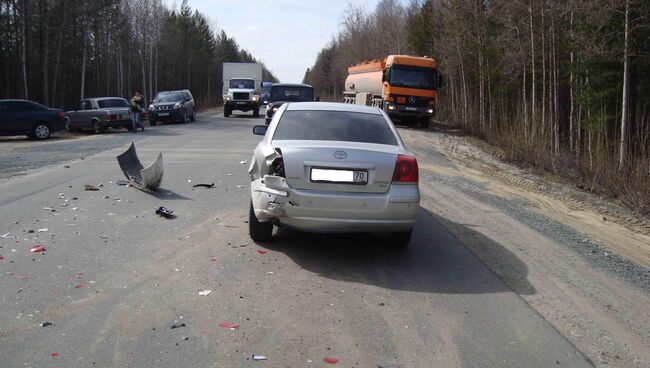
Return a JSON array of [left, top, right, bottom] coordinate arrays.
[[149, 90, 196, 125], [0, 99, 66, 139], [249, 102, 420, 245], [265, 83, 315, 124], [65, 97, 132, 134]]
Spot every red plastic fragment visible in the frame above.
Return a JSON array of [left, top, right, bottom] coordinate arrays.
[[323, 357, 339, 364], [0, 254, 4, 260], [217, 322, 239, 330], [51, 353, 59, 357], [30, 245, 47, 253], [257, 250, 268, 254], [19, 275, 28, 280], [74, 284, 83, 289]]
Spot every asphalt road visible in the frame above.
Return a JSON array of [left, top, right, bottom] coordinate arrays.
[[0, 110, 593, 367]]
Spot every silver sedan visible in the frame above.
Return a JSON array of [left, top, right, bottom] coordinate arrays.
[[248, 102, 420, 245]]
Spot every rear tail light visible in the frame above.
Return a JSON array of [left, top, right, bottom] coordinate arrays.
[[107, 115, 116, 120], [392, 155, 419, 183], [56, 112, 65, 118]]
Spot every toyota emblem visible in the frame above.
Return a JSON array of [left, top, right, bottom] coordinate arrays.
[[408, 96, 417, 104], [333, 150, 348, 159]]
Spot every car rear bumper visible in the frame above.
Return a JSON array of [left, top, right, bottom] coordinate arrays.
[[252, 178, 419, 233]]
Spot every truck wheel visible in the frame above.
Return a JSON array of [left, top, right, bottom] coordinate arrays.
[[224, 107, 231, 118], [253, 107, 260, 118], [249, 202, 273, 242]]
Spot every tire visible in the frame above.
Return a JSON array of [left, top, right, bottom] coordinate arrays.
[[92, 120, 105, 134], [126, 124, 134, 132], [391, 229, 412, 247], [149, 119, 157, 126], [190, 110, 196, 122], [249, 202, 273, 242], [419, 118, 430, 129], [31, 123, 51, 140], [253, 107, 260, 118], [181, 110, 188, 124], [224, 107, 231, 118]]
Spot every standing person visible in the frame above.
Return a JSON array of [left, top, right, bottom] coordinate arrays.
[[129, 89, 145, 133]]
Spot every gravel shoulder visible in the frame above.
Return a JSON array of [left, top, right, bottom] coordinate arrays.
[[399, 126, 650, 367]]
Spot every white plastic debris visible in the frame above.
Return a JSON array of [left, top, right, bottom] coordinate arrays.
[[1, 232, 10, 238], [198, 290, 212, 296], [253, 355, 267, 361], [240, 160, 247, 165], [38, 228, 49, 232]]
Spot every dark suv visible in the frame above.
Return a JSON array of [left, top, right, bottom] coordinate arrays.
[[265, 84, 315, 124], [148, 90, 196, 125]]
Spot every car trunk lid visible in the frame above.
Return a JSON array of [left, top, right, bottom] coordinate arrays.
[[272, 140, 400, 194]]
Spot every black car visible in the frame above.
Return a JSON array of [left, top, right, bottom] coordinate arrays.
[[148, 90, 196, 125], [0, 99, 66, 139], [265, 84, 315, 124]]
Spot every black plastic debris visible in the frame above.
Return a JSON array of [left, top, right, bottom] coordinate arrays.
[[155, 207, 175, 219], [84, 184, 100, 191], [192, 183, 215, 188], [40, 321, 54, 327], [115, 180, 129, 186]]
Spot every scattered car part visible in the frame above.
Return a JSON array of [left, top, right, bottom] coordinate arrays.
[[155, 206, 175, 219], [193, 183, 215, 188], [83, 184, 100, 191], [117, 142, 163, 190]]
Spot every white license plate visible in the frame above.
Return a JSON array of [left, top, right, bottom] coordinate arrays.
[[311, 168, 368, 184], [405, 106, 418, 111], [158, 112, 170, 116], [236, 101, 246, 105]]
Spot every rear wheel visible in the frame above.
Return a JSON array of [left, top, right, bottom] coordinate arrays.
[[93, 120, 105, 134], [249, 203, 273, 242], [224, 106, 231, 117], [391, 229, 412, 247], [31, 123, 51, 140]]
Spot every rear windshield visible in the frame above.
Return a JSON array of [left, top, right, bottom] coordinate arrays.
[[274, 110, 398, 145], [97, 99, 128, 108], [270, 86, 314, 102]]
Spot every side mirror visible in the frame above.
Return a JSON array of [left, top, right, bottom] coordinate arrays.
[[315, 97, 321, 102], [253, 125, 268, 136]]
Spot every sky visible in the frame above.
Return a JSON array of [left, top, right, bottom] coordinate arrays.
[[181, 0, 396, 83]]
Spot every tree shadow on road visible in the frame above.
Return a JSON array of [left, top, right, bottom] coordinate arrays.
[[260, 208, 535, 295]]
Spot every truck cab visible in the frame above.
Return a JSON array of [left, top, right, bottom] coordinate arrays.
[[222, 62, 263, 118], [344, 55, 440, 128]]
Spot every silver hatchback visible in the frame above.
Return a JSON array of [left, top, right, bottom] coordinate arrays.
[[248, 102, 420, 245]]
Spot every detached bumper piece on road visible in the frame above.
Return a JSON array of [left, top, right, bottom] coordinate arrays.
[[116, 142, 163, 190]]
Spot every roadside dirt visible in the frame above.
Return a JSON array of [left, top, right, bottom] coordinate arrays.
[[399, 126, 650, 368]]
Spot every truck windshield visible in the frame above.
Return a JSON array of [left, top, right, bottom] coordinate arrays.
[[98, 99, 128, 108], [270, 87, 314, 102], [389, 66, 438, 90], [229, 79, 255, 89]]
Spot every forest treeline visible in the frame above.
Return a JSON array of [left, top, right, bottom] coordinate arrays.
[[0, 0, 278, 110], [306, 0, 650, 214]]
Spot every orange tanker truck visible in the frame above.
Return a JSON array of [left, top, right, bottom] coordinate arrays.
[[343, 55, 440, 128]]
